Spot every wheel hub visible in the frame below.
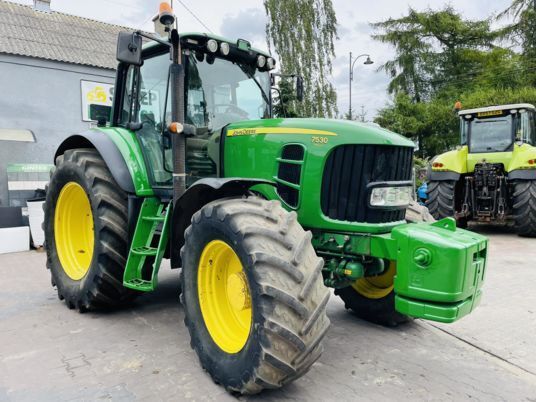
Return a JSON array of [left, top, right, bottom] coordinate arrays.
[[54, 182, 94, 281], [352, 261, 396, 299], [197, 240, 252, 354], [227, 271, 251, 312]]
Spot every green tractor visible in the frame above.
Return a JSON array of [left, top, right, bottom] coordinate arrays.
[[43, 5, 487, 395], [427, 103, 536, 236]]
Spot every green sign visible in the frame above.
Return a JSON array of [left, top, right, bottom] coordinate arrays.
[[7, 163, 54, 173]]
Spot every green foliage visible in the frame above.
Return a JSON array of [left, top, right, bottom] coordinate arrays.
[[373, 3, 536, 159], [372, 7, 497, 102], [498, 0, 536, 85], [264, 0, 338, 118], [413, 155, 428, 187], [459, 86, 536, 109], [273, 79, 299, 118], [374, 93, 458, 157]]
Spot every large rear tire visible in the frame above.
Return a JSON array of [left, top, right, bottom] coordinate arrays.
[[334, 201, 434, 327], [180, 197, 330, 394], [426, 180, 467, 228], [513, 180, 536, 237], [44, 148, 137, 311]]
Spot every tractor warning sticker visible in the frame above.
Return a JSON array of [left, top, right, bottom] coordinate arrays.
[[227, 127, 337, 137]]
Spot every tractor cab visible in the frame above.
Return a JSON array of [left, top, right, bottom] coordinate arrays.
[[109, 33, 277, 189], [460, 104, 536, 154]]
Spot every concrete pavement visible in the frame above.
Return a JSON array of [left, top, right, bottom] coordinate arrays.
[[1, 227, 535, 401]]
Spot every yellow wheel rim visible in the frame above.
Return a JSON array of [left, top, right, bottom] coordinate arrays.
[[54, 182, 94, 281], [352, 261, 396, 299], [197, 240, 252, 354]]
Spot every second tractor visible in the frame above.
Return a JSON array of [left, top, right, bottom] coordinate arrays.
[[427, 103, 536, 236]]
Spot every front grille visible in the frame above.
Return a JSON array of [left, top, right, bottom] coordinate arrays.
[[321, 145, 413, 223]]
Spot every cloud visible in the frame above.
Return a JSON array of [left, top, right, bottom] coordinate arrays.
[[219, 8, 267, 49]]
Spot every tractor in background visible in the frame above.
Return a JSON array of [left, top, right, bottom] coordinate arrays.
[[427, 103, 536, 236], [43, 3, 488, 395]]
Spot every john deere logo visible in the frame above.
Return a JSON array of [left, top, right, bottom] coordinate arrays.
[[227, 127, 337, 137], [230, 128, 257, 136]]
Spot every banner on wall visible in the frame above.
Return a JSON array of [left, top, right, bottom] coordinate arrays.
[[80, 80, 114, 122], [80, 80, 160, 122]]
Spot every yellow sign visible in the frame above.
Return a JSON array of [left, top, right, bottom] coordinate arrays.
[[86, 86, 108, 103], [227, 127, 337, 137], [81, 80, 114, 122], [477, 110, 504, 118]]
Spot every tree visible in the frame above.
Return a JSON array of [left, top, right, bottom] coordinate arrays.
[[372, 5, 536, 158], [498, 0, 536, 85], [372, 7, 498, 102], [272, 78, 299, 118], [264, 0, 338, 118]]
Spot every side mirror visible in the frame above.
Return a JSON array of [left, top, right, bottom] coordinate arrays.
[[89, 104, 112, 126], [116, 31, 142, 66], [296, 76, 304, 102]]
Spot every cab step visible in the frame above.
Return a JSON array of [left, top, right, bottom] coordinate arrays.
[[131, 246, 158, 256], [123, 197, 171, 292]]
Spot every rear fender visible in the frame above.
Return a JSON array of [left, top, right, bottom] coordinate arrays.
[[54, 128, 153, 196], [429, 146, 468, 179], [170, 178, 275, 268], [508, 143, 536, 180]]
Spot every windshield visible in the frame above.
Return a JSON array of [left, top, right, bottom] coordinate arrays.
[[185, 55, 271, 134], [468, 116, 513, 153]]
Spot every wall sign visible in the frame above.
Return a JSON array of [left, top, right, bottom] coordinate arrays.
[[81, 80, 114, 122]]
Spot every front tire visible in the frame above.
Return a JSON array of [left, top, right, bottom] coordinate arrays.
[[513, 180, 536, 237], [44, 148, 137, 311], [334, 201, 434, 327], [180, 197, 330, 394], [335, 262, 408, 327]]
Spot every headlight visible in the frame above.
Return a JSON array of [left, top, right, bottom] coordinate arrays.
[[206, 39, 218, 53], [220, 42, 230, 56], [370, 185, 412, 208], [266, 57, 276, 70], [257, 55, 266, 68]]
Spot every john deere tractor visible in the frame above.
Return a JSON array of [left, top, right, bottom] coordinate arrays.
[[43, 4, 487, 395], [427, 103, 536, 236]]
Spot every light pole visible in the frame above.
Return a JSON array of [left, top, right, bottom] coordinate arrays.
[[348, 52, 373, 120]]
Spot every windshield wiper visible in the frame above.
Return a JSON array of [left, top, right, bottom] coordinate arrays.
[[238, 65, 271, 111]]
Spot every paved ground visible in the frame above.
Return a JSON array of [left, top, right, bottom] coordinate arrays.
[[1, 226, 536, 401]]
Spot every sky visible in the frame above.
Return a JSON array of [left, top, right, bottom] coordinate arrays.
[[12, 0, 514, 119]]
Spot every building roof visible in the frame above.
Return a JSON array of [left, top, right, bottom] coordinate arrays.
[[0, 0, 135, 69]]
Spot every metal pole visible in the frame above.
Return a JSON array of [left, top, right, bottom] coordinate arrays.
[[348, 52, 352, 120]]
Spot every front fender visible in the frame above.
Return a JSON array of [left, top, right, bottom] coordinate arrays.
[[170, 178, 275, 267]]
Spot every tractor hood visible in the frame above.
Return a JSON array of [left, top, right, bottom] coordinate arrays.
[[226, 118, 416, 148]]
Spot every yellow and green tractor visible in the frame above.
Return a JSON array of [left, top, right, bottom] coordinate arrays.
[[43, 3, 488, 395], [427, 103, 536, 236]]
